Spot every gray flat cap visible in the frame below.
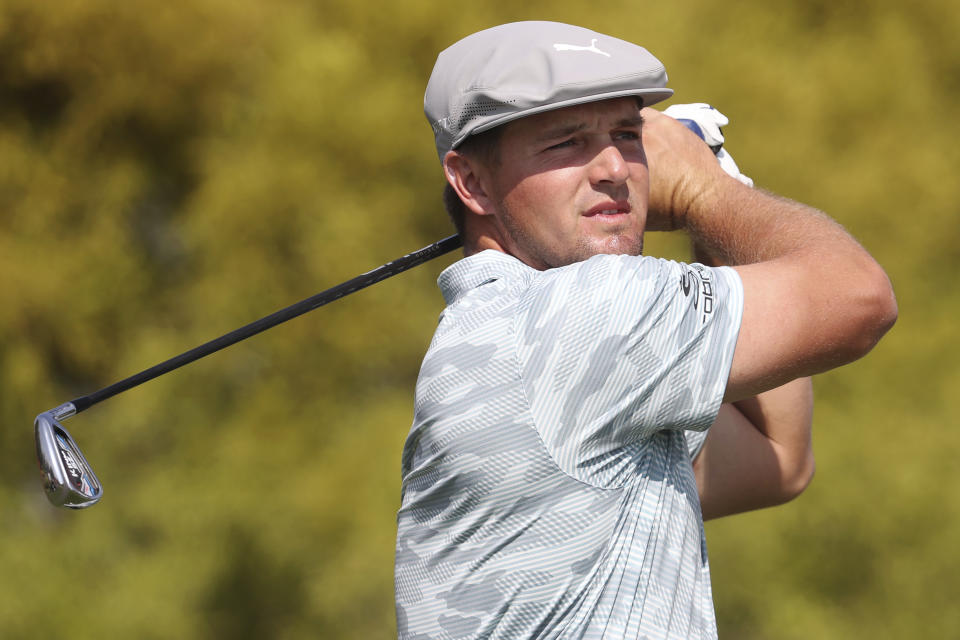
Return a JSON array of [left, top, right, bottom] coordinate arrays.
[[425, 21, 674, 160]]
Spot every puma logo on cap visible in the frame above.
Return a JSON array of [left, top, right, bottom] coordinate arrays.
[[552, 39, 611, 57]]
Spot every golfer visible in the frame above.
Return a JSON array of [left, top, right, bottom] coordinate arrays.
[[395, 21, 896, 639]]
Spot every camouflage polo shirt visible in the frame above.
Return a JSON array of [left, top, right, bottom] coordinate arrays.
[[396, 250, 743, 639]]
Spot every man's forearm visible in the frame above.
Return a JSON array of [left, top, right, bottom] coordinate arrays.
[[686, 181, 868, 268], [732, 377, 815, 497], [696, 378, 815, 520]]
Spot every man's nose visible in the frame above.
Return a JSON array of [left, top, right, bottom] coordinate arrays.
[[588, 144, 630, 185]]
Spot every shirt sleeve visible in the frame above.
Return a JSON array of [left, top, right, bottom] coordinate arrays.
[[516, 254, 742, 474]]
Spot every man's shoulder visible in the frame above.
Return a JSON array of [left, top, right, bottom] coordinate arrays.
[[533, 253, 677, 297]]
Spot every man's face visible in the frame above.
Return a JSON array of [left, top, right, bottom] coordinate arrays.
[[477, 97, 649, 269]]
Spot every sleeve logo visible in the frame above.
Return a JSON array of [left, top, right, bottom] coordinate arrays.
[[680, 265, 714, 323]]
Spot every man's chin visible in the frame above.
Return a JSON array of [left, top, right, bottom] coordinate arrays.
[[584, 234, 644, 259], [517, 234, 645, 269]]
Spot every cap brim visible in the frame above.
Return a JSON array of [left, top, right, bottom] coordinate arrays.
[[453, 87, 674, 150]]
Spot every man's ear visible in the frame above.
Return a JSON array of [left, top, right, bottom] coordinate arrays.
[[443, 151, 495, 216]]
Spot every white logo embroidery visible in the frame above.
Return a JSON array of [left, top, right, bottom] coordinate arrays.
[[552, 39, 611, 58]]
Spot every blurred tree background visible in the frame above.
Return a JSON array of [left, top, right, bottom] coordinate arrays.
[[1, 0, 957, 637]]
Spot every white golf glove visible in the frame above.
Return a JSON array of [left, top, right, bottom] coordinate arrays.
[[663, 103, 754, 188]]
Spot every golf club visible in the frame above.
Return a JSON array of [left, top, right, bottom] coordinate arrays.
[[35, 234, 463, 508], [34, 116, 717, 510]]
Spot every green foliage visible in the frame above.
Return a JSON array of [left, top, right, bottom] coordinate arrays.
[[1, 0, 956, 637]]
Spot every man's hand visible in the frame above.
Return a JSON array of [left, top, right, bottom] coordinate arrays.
[[641, 107, 733, 231], [663, 102, 730, 152]]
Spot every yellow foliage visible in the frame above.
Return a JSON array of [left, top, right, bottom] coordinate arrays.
[[1, 0, 957, 637]]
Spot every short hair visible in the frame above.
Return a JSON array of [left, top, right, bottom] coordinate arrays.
[[442, 126, 502, 237]]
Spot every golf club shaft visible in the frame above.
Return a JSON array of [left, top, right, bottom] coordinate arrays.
[[66, 234, 463, 415]]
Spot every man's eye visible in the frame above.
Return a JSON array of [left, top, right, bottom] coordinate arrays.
[[546, 139, 575, 151], [615, 131, 641, 141]]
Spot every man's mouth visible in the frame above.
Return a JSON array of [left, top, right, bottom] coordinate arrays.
[[585, 202, 631, 217]]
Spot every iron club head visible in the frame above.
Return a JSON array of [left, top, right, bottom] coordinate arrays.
[[35, 410, 102, 509]]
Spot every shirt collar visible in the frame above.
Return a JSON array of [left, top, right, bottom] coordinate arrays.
[[438, 250, 536, 305]]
